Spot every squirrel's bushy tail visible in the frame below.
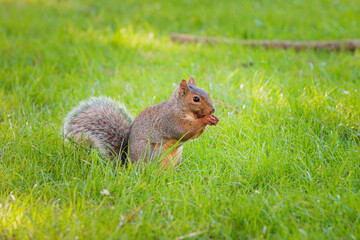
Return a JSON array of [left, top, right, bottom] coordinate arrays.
[[64, 97, 133, 160]]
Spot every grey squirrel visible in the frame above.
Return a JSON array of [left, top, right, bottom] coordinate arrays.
[[63, 77, 219, 169]]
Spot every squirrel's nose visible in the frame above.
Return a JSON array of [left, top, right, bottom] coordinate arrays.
[[210, 108, 215, 115]]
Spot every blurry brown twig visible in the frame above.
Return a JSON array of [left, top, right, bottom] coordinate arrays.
[[119, 196, 154, 228], [175, 231, 207, 240], [171, 33, 360, 52]]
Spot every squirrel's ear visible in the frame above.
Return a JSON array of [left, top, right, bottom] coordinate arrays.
[[188, 77, 196, 85], [179, 79, 189, 97]]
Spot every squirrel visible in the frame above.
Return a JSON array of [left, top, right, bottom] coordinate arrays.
[[63, 77, 219, 169]]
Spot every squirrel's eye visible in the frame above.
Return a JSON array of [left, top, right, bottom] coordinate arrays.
[[193, 96, 200, 102]]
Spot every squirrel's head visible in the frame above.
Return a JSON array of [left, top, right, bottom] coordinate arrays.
[[177, 77, 215, 118]]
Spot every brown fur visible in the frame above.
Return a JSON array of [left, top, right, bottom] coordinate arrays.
[[64, 77, 219, 169], [128, 77, 219, 168]]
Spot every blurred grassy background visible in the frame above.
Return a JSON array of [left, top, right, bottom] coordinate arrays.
[[1, 0, 360, 239]]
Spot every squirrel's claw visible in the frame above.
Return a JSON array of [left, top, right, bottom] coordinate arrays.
[[204, 114, 219, 126]]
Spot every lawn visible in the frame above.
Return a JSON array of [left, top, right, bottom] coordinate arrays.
[[1, 0, 360, 239]]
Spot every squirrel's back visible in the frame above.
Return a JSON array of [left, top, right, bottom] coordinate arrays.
[[64, 97, 133, 160]]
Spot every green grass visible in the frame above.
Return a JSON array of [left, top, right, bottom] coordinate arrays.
[[1, 0, 360, 239]]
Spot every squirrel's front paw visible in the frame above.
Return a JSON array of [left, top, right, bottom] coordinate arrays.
[[205, 114, 219, 126]]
